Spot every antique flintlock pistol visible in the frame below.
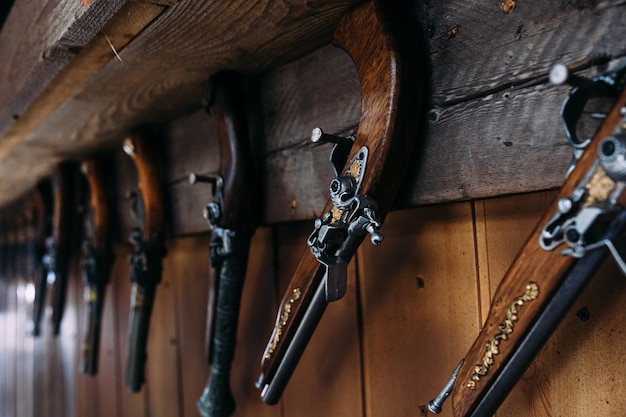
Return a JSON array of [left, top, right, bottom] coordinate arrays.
[[79, 156, 115, 375], [192, 71, 259, 417], [31, 182, 52, 336], [429, 62, 626, 416], [123, 128, 167, 392], [256, 0, 427, 405], [46, 163, 75, 336]]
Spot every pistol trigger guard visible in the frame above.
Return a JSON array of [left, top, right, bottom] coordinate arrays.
[[318, 254, 348, 302], [330, 140, 355, 178]]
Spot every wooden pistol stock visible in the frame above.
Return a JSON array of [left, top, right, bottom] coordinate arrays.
[[257, 0, 427, 405], [123, 127, 167, 392], [48, 163, 75, 336], [194, 71, 258, 417], [429, 64, 626, 416], [79, 156, 115, 375]]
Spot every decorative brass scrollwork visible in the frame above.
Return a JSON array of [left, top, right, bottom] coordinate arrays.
[[265, 288, 302, 359], [467, 282, 540, 390]]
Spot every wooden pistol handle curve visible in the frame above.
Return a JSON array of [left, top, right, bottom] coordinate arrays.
[[260, 0, 426, 381], [212, 72, 257, 236], [126, 128, 165, 241], [82, 157, 112, 251], [51, 163, 74, 249], [451, 83, 626, 416]]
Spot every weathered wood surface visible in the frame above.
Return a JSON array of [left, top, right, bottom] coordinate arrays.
[[131, 0, 626, 232], [0, 0, 363, 208], [0, 1, 625, 228]]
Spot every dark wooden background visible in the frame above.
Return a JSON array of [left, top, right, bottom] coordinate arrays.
[[1, 1, 626, 417]]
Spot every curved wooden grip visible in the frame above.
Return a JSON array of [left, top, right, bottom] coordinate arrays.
[[451, 81, 626, 416], [210, 71, 258, 236], [260, 0, 426, 387], [82, 157, 112, 250], [51, 163, 74, 249], [125, 128, 165, 241]]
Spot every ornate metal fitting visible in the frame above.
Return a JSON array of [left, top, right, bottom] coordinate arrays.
[[128, 227, 165, 286], [42, 236, 57, 273], [189, 172, 236, 263], [553, 63, 626, 176], [540, 111, 626, 274], [127, 191, 165, 286], [307, 145, 383, 301]]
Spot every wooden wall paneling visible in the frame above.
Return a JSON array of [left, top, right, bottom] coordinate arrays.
[[0, 280, 6, 417], [56, 258, 81, 417], [472, 192, 559, 322], [357, 203, 478, 417], [146, 241, 183, 417], [32, 317, 46, 417], [164, 111, 220, 237], [6, 280, 17, 417], [96, 252, 122, 417], [112, 244, 148, 417], [169, 234, 211, 417], [274, 221, 364, 417], [474, 192, 626, 416], [17, 277, 34, 417], [14, 279, 25, 417], [75, 267, 98, 417], [228, 227, 281, 417]]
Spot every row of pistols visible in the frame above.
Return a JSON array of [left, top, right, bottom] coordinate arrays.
[[2, 1, 626, 417]]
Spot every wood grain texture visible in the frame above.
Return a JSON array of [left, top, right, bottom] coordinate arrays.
[[169, 235, 211, 417], [146, 242, 181, 417], [229, 227, 281, 417], [273, 221, 364, 417], [451, 76, 626, 416], [472, 191, 626, 417], [358, 203, 479, 417], [0, 0, 363, 209]]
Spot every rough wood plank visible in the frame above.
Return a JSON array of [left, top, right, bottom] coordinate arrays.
[[358, 203, 479, 417], [0, 0, 363, 209], [422, 0, 626, 105], [0, 0, 127, 113]]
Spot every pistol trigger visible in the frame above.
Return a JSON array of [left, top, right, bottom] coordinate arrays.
[[318, 255, 348, 302]]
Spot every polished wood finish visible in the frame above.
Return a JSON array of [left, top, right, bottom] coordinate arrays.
[[124, 128, 165, 242], [82, 157, 113, 250], [260, 0, 427, 384], [210, 72, 259, 236], [450, 74, 626, 416]]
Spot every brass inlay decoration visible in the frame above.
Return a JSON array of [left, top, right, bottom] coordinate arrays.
[[347, 159, 362, 180], [467, 282, 540, 390], [265, 287, 302, 359], [130, 285, 145, 309], [584, 166, 616, 207], [331, 206, 343, 223]]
